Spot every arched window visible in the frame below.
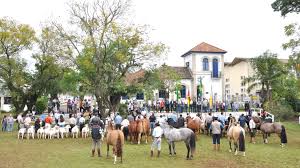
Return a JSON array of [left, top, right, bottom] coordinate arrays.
[[180, 85, 186, 98], [213, 58, 218, 78], [203, 58, 209, 71]]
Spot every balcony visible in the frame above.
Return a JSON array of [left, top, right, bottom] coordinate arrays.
[[211, 71, 222, 79]]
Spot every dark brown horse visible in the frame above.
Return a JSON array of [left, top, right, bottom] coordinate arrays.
[[253, 116, 287, 146]]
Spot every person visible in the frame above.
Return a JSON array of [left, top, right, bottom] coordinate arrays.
[[79, 115, 85, 132], [210, 116, 223, 151], [17, 114, 23, 130], [149, 113, 156, 134], [205, 112, 213, 135], [6, 114, 14, 132], [69, 114, 76, 132], [54, 111, 60, 124], [48, 99, 53, 113], [238, 114, 246, 128], [127, 113, 134, 122], [89, 113, 104, 157], [114, 113, 122, 130], [45, 113, 53, 126], [177, 114, 185, 128], [34, 118, 41, 133], [202, 98, 208, 112], [218, 112, 226, 136], [157, 115, 165, 124], [23, 114, 31, 130], [1, 115, 7, 132], [151, 122, 163, 157], [58, 115, 65, 127], [249, 116, 256, 144], [121, 117, 130, 141]]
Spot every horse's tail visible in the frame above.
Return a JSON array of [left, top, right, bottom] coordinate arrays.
[[190, 132, 196, 155], [238, 130, 245, 152], [280, 125, 287, 144], [116, 132, 123, 157]]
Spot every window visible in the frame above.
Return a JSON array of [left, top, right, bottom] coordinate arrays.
[[159, 90, 166, 98], [212, 58, 219, 78], [136, 93, 144, 100], [241, 82, 245, 86], [180, 85, 186, 98], [186, 62, 190, 68], [121, 95, 129, 100], [241, 89, 244, 92], [203, 58, 209, 71], [226, 78, 230, 82], [4, 97, 12, 104]]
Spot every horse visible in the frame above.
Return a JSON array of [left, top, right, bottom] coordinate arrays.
[[161, 121, 196, 160], [186, 116, 201, 134], [128, 120, 138, 143], [81, 124, 90, 138], [227, 121, 246, 156], [253, 116, 287, 147], [27, 126, 35, 139], [106, 121, 125, 164], [137, 118, 150, 144]]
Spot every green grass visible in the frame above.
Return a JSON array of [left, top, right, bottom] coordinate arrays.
[[0, 119, 300, 168]]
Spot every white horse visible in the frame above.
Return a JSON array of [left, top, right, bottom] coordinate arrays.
[[72, 125, 79, 138], [27, 126, 35, 139], [81, 124, 90, 138], [18, 128, 27, 139], [37, 127, 45, 139]]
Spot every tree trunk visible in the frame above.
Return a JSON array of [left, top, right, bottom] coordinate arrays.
[[109, 94, 121, 114]]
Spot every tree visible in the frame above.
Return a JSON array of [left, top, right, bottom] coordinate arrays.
[[245, 51, 285, 106], [53, 0, 166, 116], [0, 17, 35, 113], [271, 0, 300, 16]]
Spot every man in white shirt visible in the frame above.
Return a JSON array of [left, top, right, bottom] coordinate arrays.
[[69, 114, 77, 132], [24, 115, 32, 129], [79, 115, 86, 132], [249, 116, 256, 144], [151, 123, 163, 157], [17, 114, 23, 130], [121, 118, 130, 141]]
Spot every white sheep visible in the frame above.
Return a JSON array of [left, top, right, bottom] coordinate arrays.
[[27, 126, 35, 139], [18, 128, 26, 139], [81, 124, 90, 138], [71, 125, 79, 138], [37, 127, 45, 139]]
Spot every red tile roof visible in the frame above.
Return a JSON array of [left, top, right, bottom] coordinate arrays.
[[181, 42, 226, 57]]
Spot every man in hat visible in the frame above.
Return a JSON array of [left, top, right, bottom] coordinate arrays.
[[151, 122, 163, 157], [89, 113, 104, 157]]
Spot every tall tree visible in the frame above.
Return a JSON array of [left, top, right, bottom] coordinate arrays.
[[272, 0, 300, 16], [53, 0, 166, 116], [0, 17, 35, 113], [245, 51, 285, 106]]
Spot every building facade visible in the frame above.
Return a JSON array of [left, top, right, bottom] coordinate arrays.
[[181, 42, 226, 102]]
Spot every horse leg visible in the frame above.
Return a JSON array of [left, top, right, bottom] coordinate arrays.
[[168, 142, 172, 155], [185, 142, 190, 160], [234, 142, 238, 155], [113, 147, 117, 165], [172, 142, 176, 155], [145, 133, 148, 144], [138, 133, 141, 144], [106, 144, 109, 158], [228, 139, 232, 152]]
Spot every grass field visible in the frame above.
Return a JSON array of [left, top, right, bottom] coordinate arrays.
[[0, 121, 299, 168]]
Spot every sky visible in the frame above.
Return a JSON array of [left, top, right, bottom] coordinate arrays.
[[0, 0, 299, 66]]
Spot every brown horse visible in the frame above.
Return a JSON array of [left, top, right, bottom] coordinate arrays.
[[137, 118, 150, 144], [128, 120, 138, 144], [227, 121, 246, 156], [253, 116, 287, 146], [186, 116, 201, 134], [106, 121, 125, 164]]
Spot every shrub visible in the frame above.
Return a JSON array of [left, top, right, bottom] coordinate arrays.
[[35, 96, 48, 114], [266, 101, 295, 121]]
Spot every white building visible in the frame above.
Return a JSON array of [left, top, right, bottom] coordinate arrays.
[[180, 42, 226, 102], [0, 91, 12, 112]]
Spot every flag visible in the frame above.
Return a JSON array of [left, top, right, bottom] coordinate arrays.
[[198, 78, 203, 98], [176, 86, 181, 101], [187, 89, 191, 107]]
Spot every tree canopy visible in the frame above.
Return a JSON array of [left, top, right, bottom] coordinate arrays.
[[272, 0, 300, 16]]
